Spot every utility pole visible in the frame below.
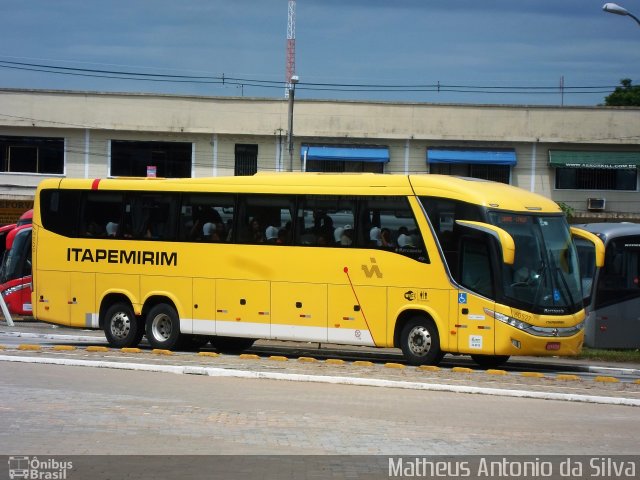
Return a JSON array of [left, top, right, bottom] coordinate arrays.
[[287, 75, 299, 171], [285, 0, 296, 98]]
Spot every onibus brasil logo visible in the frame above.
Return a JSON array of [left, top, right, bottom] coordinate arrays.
[[8, 456, 73, 479]]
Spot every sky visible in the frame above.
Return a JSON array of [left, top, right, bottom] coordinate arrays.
[[0, 0, 639, 106]]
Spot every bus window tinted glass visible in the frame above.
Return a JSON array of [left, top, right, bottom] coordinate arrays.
[[80, 191, 124, 238], [460, 237, 493, 298], [296, 196, 355, 247], [236, 195, 294, 244], [420, 197, 484, 276], [595, 238, 640, 308], [180, 194, 235, 242], [121, 193, 178, 241], [359, 196, 429, 263], [40, 189, 81, 237]]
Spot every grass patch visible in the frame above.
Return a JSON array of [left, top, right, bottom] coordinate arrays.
[[574, 348, 640, 363]]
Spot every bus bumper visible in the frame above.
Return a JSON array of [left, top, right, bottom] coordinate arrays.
[[494, 321, 584, 356]]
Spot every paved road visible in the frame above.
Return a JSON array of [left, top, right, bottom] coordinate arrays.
[[2, 361, 639, 457], [2, 320, 639, 479]]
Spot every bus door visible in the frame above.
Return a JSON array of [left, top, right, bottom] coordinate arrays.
[[453, 236, 496, 354]]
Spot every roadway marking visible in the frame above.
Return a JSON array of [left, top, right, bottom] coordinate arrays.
[[0, 354, 638, 408]]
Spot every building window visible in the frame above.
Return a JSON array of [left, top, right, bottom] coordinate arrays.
[[235, 144, 258, 176], [306, 160, 384, 173], [0, 136, 64, 174], [110, 140, 192, 178], [429, 163, 510, 184], [555, 167, 637, 191]]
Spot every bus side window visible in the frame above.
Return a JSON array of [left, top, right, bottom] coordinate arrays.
[[358, 196, 429, 263], [80, 191, 124, 239], [236, 194, 294, 245], [123, 193, 178, 241], [459, 236, 494, 299], [40, 189, 81, 237], [421, 196, 484, 273], [295, 195, 355, 247], [179, 194, 235, 243]]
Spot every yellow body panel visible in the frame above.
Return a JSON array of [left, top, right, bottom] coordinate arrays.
[[192, 278, 216, 335], [272, 282, 327, 342]]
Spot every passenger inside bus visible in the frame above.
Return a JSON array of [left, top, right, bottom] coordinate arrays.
[[380, 228, 394, 248], [369, 226, 381, 247], [106, 222, 118, 237], [265, 226, 279, 244], [340, 225, 353, 246]]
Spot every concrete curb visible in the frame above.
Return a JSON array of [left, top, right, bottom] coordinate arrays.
[[1, 354, 639, 407], [3, 330, 640, 377]]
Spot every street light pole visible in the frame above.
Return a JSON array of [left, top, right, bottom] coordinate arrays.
[[603, 3, 640, 26], [287, 75, 299, 172]]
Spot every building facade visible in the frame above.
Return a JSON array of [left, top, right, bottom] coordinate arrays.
[[1, 88, 639, 224]]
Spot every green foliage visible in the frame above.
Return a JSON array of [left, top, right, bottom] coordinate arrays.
[[605, 78, 640, 106], [575, 347, 640, 363], [557, 202, 574, 220]]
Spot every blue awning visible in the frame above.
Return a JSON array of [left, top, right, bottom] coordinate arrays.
[[428, 148, 517, 166], [301, 145, 389, 163]]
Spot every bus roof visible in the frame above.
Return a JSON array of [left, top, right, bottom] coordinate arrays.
[[37, 173, 562, 214], [17, 209, 33, 226], [574, 222, 640, 244]]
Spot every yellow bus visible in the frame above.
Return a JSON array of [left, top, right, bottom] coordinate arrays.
[[32, 174, 604, 366]]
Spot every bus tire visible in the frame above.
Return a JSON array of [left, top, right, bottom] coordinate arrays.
[[471, 354, 510, 368], [103, 302, 143, 348], [145, 304, 181, 350], [399, 316, 443, 366], [210, 336, 255, 354]]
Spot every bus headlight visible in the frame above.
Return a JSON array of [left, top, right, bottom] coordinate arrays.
[[484, 308, 584, 337]]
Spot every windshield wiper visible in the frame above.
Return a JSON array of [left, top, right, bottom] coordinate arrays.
[[531, 261, 547, 306], [548, 250, 576, 307]]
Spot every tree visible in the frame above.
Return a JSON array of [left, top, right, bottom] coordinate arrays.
[[604, 78, 640, 106]]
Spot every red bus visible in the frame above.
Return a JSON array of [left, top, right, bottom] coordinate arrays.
[[0, 210, 33, 316]]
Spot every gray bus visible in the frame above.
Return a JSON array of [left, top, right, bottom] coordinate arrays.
[[575, 223, 640, 349]]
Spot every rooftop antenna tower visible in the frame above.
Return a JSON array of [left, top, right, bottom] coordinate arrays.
[[285, 0, 296, 98]]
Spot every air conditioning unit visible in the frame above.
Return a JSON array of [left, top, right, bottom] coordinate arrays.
[[587, 198, 606, 211]]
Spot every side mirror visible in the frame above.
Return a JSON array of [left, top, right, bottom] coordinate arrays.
[[455, 220, 515, 265], [570, 227, 605, 268]]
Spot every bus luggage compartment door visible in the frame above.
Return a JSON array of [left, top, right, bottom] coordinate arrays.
[[215, 279, 270, 338], [271, 282, 327, 342], [328, 285, 385, 346]]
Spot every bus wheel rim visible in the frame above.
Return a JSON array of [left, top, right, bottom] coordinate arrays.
[[408, 326, 431, 356], [151, 314, 172, 342], [110, 312, 131, 339]]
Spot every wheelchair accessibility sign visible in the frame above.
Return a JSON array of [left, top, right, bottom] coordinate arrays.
[[458, 293, 467, 304]]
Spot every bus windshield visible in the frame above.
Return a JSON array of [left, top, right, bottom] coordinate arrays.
[[0, 228, 31, 284], [488, 213, 582, 314]]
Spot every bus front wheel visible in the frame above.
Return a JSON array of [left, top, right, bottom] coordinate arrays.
[[399, 317, 444, 366], [103, 302, 144, 348], [145, 304, 181, 350]]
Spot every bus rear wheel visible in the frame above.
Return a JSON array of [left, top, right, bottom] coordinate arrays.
[[103, 302, 144, 348], [471, 354, 510, 368], [145, 304, 181, 350], [399, 317, 443, 366]]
